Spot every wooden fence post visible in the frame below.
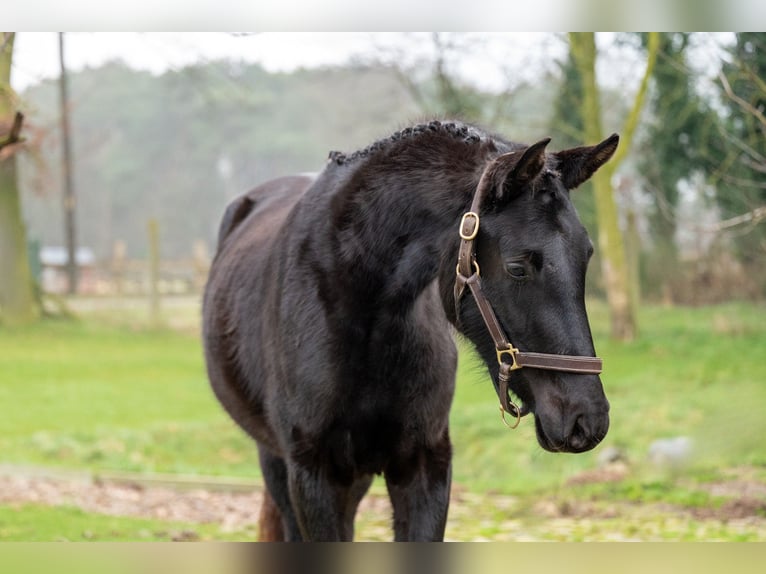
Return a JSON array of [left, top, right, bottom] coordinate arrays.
[[112, 240, 126, 295], [147, 219, 160, 327]]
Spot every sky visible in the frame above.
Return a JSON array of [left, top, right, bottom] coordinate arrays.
[[6, 1, 765, 33], [10, 33, 569, 93], [11, 33, 373, 91], [10, 32, 734, 104]]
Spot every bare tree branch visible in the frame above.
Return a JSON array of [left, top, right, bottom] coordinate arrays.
[[608, 32, 660, 171], [719, 173, 766, 190], [644, 179, 766, 235], [9, 110, 22, 140], [714, 120, 766, 169], [744, 64, 766, 98], [367, 34, 432, 115], [392, 65, 429, 113], [711, 206, 766, 230], [0, 111, 24, 152], [718, 70, 766, 135], [487, 74, 523, 126], [742, 154, 766, 174]]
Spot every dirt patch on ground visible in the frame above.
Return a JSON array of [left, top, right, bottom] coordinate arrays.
[[0, 475, 268, 532], [702, 479, 766, 499], [565, 462, 630, 486], [692, 498, 766, 521], [2, 469, 766, 541], [0, 472, 397, 535]]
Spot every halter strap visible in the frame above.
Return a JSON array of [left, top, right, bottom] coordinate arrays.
[[453, 163, 603, 426]]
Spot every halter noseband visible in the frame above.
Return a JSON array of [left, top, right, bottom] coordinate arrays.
[[453, 165, 603, 429]]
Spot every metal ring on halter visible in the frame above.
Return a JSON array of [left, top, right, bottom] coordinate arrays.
[[455, 260, 480, 278], [499, 403, 521, 429]]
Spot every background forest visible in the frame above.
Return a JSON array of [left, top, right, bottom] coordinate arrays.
[[11, 33, 766, 309]]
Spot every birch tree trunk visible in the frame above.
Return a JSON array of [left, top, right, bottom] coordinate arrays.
[[569, 32, 659, 341]]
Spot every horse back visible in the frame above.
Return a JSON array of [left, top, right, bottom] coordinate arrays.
[[214, 174, 317, 254]]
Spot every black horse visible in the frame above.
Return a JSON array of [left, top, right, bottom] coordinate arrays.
[[202, 121, 616, 541]]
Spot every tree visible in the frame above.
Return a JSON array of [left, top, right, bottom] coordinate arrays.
[[0, 32, 39, 325], [569, 32, 659, 341], [637, 33, 718, 301], [549, 44, 601, 296], [372, 33, 484, 121], [549, 48, 587, 150], [58, 32, 78, 294], [19, 61, 421, 260], [372, 33, 530, 129], [714, 33, 766, 280]]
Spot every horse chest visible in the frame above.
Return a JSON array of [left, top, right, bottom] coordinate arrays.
[[312, 402, 442, 480]]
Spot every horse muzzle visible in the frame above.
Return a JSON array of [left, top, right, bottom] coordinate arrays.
[[531, 375, 610, 453]]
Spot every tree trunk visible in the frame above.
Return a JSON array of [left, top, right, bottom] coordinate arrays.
[[0, 32, 39, 325], [569, 33, 658, 340], [625, 207, 642, 327], [570, 33, 636, 341], [59, 32, 78, 294]]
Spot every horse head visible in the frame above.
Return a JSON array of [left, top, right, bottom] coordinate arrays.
[[446, 134, 619, 453]]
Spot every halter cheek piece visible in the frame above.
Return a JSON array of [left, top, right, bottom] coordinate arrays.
[[454, 165, 603, 429]]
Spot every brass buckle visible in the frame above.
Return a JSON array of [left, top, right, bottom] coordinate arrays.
[[459, 212, 480, 240], [496, 346, 522, 370]]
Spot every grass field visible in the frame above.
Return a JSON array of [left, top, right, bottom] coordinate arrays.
[[0, 504, 253, 542], [1, 298, 765, 540]]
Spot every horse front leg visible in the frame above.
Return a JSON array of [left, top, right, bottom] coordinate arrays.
[[287, 462, 348, 541], [286, 462, 373, 541], [384, 429, 452, 541], [257, 445, 304, 541]]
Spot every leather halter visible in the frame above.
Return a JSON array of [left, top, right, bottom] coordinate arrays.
[[453, 166, 603, 429]]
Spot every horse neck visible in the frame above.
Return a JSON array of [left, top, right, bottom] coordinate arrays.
[[327, 154, 481, 310]]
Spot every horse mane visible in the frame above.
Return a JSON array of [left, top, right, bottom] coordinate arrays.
[[327, 120, 489, 166]]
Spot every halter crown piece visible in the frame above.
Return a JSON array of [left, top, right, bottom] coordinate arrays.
[[453, 163, 603, 429]]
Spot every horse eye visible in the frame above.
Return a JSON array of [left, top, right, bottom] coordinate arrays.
[[506, 262, 528, 281]]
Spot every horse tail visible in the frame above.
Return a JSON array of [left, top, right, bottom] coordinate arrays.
[[257, 488, 284, 541]]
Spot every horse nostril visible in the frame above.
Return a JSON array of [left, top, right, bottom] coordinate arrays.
[[566, 412, 609, 453], [568, 415, 590, 452]]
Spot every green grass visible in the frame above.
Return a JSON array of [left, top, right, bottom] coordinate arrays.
[[0, 319, 261, 477], [570, 478, 722, 508], [2, 301, 765, 487], [0, 503, 253, 541], [1, 300, 765, 539]]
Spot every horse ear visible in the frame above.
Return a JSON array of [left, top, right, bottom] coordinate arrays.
[[554, 133, 620, 190], [491, 137, 551, 204]]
